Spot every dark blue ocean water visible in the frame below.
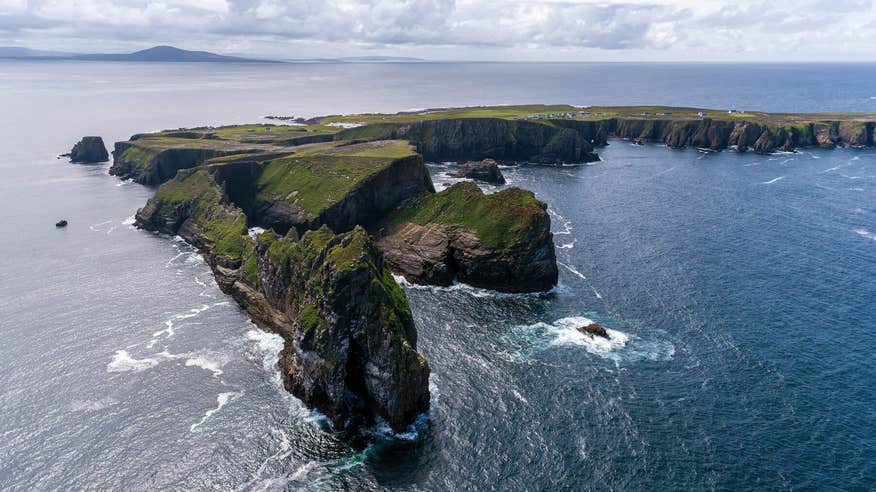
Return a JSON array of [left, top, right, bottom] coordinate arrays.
[[0, 61, 874, 490]]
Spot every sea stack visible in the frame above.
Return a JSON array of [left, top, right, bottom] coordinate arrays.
[[68, 136, 109, 163], [448, 158, 506, 184]]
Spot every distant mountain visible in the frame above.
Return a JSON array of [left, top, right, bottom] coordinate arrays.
[[0, 47, 73, 58], [0, 45, 279, 63], [74, 45, 278, 63], [0, 45, 425, 64]]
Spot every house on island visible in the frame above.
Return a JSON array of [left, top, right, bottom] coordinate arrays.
[[697, 111, 708, 117], [727, 109, 742, 114]]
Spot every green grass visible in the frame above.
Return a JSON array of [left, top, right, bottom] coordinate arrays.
[[119, 144, 159, 170], [152, 169, 250, 261], [387, 181, 546, 248], [318, 105, 876, 126], [255, 145, 413, 215]]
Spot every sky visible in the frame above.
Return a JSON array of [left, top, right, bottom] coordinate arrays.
[[1, 0, 875, 61]]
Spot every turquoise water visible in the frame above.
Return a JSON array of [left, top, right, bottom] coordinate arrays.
[[0, 61, 874, 489]]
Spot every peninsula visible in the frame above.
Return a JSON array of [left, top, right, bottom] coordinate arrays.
[[99, 104, 875, 433]]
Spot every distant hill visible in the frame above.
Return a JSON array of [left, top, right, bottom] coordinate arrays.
[[0, 45, 425, 64], [0, 47, 74, 58], [74, 45, 277, 63], [0, 45, 279, 63]]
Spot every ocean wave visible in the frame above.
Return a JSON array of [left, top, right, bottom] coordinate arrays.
[[557, 261, 586, 280], [756, 176, 785, 185], [107, 350, 161, 372], [509, 316, 675, 363], [190, 391, 241, 432], [854, 228, 876, 241], [391, 273, 555, 298], [184, 353, 229, 378]]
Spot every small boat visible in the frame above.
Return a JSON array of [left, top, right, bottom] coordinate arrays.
[[55, 220, 68, 227]]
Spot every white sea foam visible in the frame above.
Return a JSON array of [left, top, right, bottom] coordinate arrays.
[[107, 350, 160, 372], [69, 397, 118, 412], [190, 391, 241, 431], [757, 176, 785, 185], [557, 240, 576, 249], [390, 273, 553, 298], [185, 354, 228, 377], [546, 317, 629, 355], [854, 228, 876, 241], [557, 261, 586, 280], [513, 316, 675, 363]]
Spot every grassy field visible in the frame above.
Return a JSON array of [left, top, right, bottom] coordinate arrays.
[[255, 141, 417, 215], [318, 105, 876, 125]]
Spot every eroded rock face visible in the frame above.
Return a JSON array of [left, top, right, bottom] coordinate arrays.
[[69, 136, 109, 163], [378, 182, 558, 293], [134, 168, 430, 432], [448, 159, 506, 185]]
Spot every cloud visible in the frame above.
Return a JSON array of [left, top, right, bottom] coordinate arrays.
[[1, 0, 875, 60]]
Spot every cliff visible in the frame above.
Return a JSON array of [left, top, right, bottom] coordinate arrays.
[[320, 105, 876, 155], [601, 118, 876, 152], [134, 167, 430, 432], [378, 181, 558, 293], [337, 118, 600, 164]]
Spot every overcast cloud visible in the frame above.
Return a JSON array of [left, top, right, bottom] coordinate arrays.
[[1, 0, 875, 61]]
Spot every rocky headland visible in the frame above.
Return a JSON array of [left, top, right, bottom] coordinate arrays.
[[100, 104, 875, 434]]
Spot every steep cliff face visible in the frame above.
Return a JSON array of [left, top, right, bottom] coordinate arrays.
[[134, 168, 430, 432], [379, 182, 558, 293], [68, 136, 109, 163], [110, 141, 259, 185], [337, 118, 600, 164], [253, 151, 435, 237], [605, 118, 876, 153]]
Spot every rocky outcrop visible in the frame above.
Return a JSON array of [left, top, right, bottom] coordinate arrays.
[[602, 117, 876, 153], [134, 168, 430, 432], [448, 158, 506, 184], [337, 118, 600, 164], [68, 136, 109, 163], [577, 321, 609, 339], [110, 141, 260, 185], [379, 182, 558, 293]]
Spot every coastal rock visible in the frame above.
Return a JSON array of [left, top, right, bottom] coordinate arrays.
[[134, 168, 430, 432], [379, 182, 558, 293], [448, 159, 506, 184], [337, 118, 600, 164], [68, 136, 109, 163], [577, 322, 609, 339]]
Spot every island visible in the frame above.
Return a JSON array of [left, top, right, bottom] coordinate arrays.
[[101, 104, 876, 434]]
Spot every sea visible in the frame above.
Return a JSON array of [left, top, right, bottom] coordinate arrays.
[[0, 61, 874, 490]]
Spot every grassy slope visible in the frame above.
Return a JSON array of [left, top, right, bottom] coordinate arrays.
[[387, 181, 545, 248], [255, 140, 416, 215], [151, 169, 250, 260]]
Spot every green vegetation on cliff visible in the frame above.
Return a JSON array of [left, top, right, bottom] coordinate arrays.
[[387, 181, 546, 248], [151, 169, 249, 260], [255, 140, 417, 215]]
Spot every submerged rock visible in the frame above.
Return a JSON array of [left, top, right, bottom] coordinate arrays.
[[448, 158, 506, 184], [68, 136, 109, 163], [577, 322, 609, 339]]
